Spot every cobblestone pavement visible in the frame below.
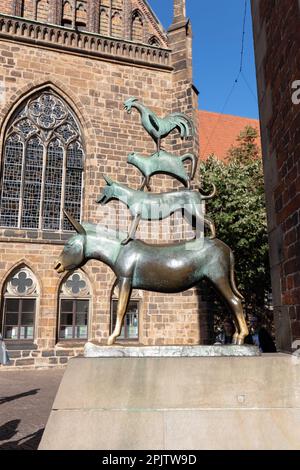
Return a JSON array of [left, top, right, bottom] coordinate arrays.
[[0, 368, 65, 450]]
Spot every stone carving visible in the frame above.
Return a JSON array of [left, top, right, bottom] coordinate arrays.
[[0, 15, 171, 71]]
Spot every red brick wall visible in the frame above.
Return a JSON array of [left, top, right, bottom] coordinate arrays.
[[251, 0, 300, 351]]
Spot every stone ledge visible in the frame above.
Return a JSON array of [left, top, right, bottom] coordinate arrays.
[[0, 14, 172, 71], [84, 342, 261, 357]]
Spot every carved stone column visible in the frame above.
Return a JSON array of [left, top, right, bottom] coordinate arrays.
[[123, 0, 132, 40], [51, 0, 63, 25], [88, 0, 100, 33]]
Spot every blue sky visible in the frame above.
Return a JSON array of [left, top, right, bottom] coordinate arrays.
[[148, 0, 259, 119]]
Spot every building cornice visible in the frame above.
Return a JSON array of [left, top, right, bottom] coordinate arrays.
[[0, 14, 172, 71]]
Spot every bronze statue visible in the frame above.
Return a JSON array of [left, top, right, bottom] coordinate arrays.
[[124, 97, 194, 153], [54, 97, 249, 347], [55, 211, 249, 346], [97, 176, 216, 245], [128, 150, 197, 191]]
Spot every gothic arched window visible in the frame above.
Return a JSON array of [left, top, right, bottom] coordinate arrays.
[[148, 35, 161, 47], [1, 267, 38, 341], [111, 11, 122, 38], [58, 271, 90, 340], [62, 0, 73, 28], [99, 7, 109, 36], [0, 91, 84, 231], [131, 10, 144, 43], [75, 1, 87, 31]]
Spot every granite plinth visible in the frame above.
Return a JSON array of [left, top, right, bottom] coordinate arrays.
[[39, 354, 300, 450], [84, 343, 261, 357]]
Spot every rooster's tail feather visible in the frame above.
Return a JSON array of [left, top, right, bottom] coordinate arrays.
[[168, 113, 194, 138]]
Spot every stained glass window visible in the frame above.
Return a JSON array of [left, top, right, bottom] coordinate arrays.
[[0, 91, 84, 231]]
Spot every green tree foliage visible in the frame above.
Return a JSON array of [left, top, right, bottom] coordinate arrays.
[[199, 126, 272, 327]]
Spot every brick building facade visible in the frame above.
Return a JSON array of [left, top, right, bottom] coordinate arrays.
[[0, 0, 213, 368], [251, 0, 300, 351]]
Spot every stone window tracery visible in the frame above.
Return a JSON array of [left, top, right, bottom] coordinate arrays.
[[0, 91, 84, 231]]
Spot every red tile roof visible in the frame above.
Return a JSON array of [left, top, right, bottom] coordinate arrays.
[[198, 110, 261, 161]]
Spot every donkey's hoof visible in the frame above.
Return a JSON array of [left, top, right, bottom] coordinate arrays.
[[232, 333, 239, 345], [107, 336, 115, 346], [237, 336, 246, 346]]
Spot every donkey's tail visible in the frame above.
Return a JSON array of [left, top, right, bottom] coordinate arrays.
[[181, 153, 197, 182], [229, 251, 244, 300]]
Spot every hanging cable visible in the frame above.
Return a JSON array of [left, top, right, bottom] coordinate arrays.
[[202, 0, 249, 157]]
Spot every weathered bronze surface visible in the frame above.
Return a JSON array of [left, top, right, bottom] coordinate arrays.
[[127, 150, 197, 190], [55, 211, 249, 346], [97, 176, 216, 244], [124, 97, 194, 153]]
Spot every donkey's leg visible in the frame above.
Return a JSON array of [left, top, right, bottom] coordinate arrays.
[[110, 278, 118, 304], [108, 277, 132, 346], [211, 278, 249, 345], [121, 214, 142, 245]]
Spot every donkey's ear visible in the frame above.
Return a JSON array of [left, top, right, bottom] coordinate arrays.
[[63, 210, 86, 235], [103, 175, 113, 186]]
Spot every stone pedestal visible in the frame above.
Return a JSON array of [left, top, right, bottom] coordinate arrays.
[[84, 342, 261, 357], [39, 349, 300, 450]]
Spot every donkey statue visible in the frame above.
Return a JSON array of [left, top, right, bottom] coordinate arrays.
[[55, 211, 249, 346]]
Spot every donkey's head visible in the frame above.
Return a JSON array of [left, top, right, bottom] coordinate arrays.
[[123, 96, 138, 114], [54, 211, 86, 274], [97, 175, 118, 205]]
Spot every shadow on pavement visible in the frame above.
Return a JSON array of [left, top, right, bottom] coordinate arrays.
[[0, 419, 20, 441], [0, 423, 44, 450], [0, 389, 40, 405]]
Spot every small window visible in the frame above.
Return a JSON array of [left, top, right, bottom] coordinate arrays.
[[59, 299, 88, 340], [58, 271, 90, 341], [111, 300, 139, 341], [1, 267, 38, 341]]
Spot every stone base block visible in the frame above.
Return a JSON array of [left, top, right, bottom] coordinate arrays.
[[84, 343, 261, 357], [39, 353, 300, 450]]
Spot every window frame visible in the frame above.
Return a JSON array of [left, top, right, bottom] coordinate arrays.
[[58, 297, 90, 342], [1, 267, 39, 345], [110, 299, 140, 342], [3, 297, 37, 342]]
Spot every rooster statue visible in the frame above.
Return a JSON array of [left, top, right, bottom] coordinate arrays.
[[124, 97, 194, 153]]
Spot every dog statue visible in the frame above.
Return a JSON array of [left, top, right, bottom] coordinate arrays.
[[97, 176, 216, 245]]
